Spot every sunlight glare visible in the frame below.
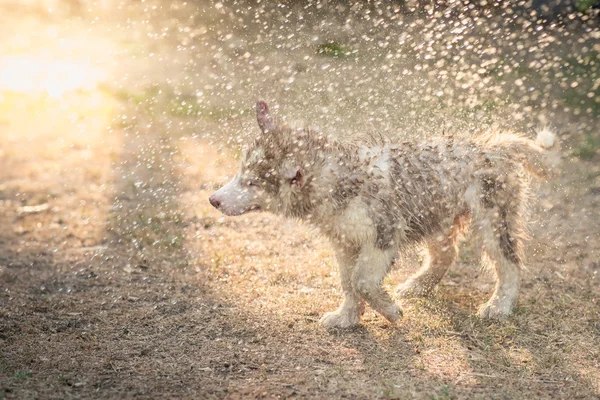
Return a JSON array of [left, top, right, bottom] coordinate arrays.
[[0, 54, 106, 98]]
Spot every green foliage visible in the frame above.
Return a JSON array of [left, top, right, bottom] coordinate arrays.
[[14, 369, 31, 379], [575, 0, 599, 12], [563, 51, 600, 79], [168, 95, 203, 117], [103, 85, 160, 105], [573, 134, 600, 160], [429, 385, 452, 400], [316, 42, 353, 58]]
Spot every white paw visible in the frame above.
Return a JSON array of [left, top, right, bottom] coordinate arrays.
[[395, 278, 433, 299], [382, 303, 403, 323], [478, 299, 514, 320], [319, 309, 360, 329]]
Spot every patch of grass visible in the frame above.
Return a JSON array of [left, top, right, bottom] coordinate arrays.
[[382, 381, 404, 399], [316, 42, 354, 58], [102, 84, 239, 120], [469, 99, 500, 113], [562, 90, 600, 118], [451, 99, 503, 126], [428, 385, 452, 400], [488, 61, 536, 82], [167, 234, 183, 248], [102, 85, 161, 106], [538, 352, 564, 369], [166, 93, 238, 120], [202, 105, 239, 121], [14, 369, 31, 379], [167, 97, 203, 117], [561, 51, 600, 118], [573, 134, 600, 160], [209, 253, 225, 276], [575, 0, 600, 12], [563, 51, 600, 78]]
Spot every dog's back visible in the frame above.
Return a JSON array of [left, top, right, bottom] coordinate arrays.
[[354, 132, 557, 250]]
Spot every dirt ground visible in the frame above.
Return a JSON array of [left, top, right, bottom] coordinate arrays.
[[1, 1, 599, 399]]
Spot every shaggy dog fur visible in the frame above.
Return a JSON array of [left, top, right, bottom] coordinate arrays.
[[209, 101, 558, 328]]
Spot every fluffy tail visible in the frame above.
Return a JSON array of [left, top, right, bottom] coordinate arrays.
[[476, 128, 560, 178]]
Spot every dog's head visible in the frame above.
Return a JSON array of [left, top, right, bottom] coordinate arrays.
[[209, 101, 314, 217]]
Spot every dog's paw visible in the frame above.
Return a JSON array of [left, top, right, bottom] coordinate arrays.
[[395, 279, 433, 299], [319, 310, 360, 329], [478, 300, 513, 320], [382, 303, 403, 323]]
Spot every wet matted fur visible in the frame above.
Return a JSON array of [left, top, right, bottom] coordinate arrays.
[[209, 101, 558, 328]]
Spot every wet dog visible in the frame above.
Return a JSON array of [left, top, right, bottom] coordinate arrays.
[[209, 101, 558, 328]]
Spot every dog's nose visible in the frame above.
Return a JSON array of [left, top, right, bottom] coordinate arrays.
[[209, 196, 221, 209]]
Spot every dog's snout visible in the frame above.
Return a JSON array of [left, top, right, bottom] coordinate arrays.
[[209, 195, 221, 209]]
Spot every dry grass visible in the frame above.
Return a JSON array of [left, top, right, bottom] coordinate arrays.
[[1, 1, 599, 399]]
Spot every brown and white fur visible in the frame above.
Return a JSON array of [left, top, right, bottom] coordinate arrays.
[[209, 101, 558, 329]]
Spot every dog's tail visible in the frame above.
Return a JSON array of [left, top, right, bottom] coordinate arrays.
[[476, 128, 560, 178]]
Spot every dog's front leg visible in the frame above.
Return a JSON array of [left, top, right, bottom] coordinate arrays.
[[320, 244, 364, 329], [353, 244, 402, 323]]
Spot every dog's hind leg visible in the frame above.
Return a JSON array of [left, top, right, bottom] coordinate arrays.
[[396, 214, 467, 298], [474, 192, 524, 320], [353, 245, 402, 323], [320, 244, 364, 329]]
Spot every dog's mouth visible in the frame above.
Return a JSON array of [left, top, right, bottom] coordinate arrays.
[[245, 205, 262, 213], [221, 205, 261, 216]]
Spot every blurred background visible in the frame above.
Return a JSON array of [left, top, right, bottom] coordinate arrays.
[[0, 0, 599, 398]]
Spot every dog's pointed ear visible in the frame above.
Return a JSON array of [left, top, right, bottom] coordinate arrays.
[[256, 100, 275, 133], [285, 167, 304, 188]]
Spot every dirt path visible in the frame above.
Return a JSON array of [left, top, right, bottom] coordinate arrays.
[[1, 1, 599, 399]]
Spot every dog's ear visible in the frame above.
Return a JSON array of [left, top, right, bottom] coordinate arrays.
[[284, 167, 304, 188], [256, 100, 275, 133]]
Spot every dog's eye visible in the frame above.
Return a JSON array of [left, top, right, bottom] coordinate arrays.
[[247, 180, 258, 187]]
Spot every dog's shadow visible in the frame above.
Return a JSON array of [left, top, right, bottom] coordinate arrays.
[[326, 276, 598, 396]]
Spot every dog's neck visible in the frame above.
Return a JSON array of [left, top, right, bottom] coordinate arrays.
[[263, 128, 357, 220], [294, 146, 366, 225]]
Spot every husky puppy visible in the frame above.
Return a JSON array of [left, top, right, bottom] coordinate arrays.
[[209, 101, 557, 328]]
